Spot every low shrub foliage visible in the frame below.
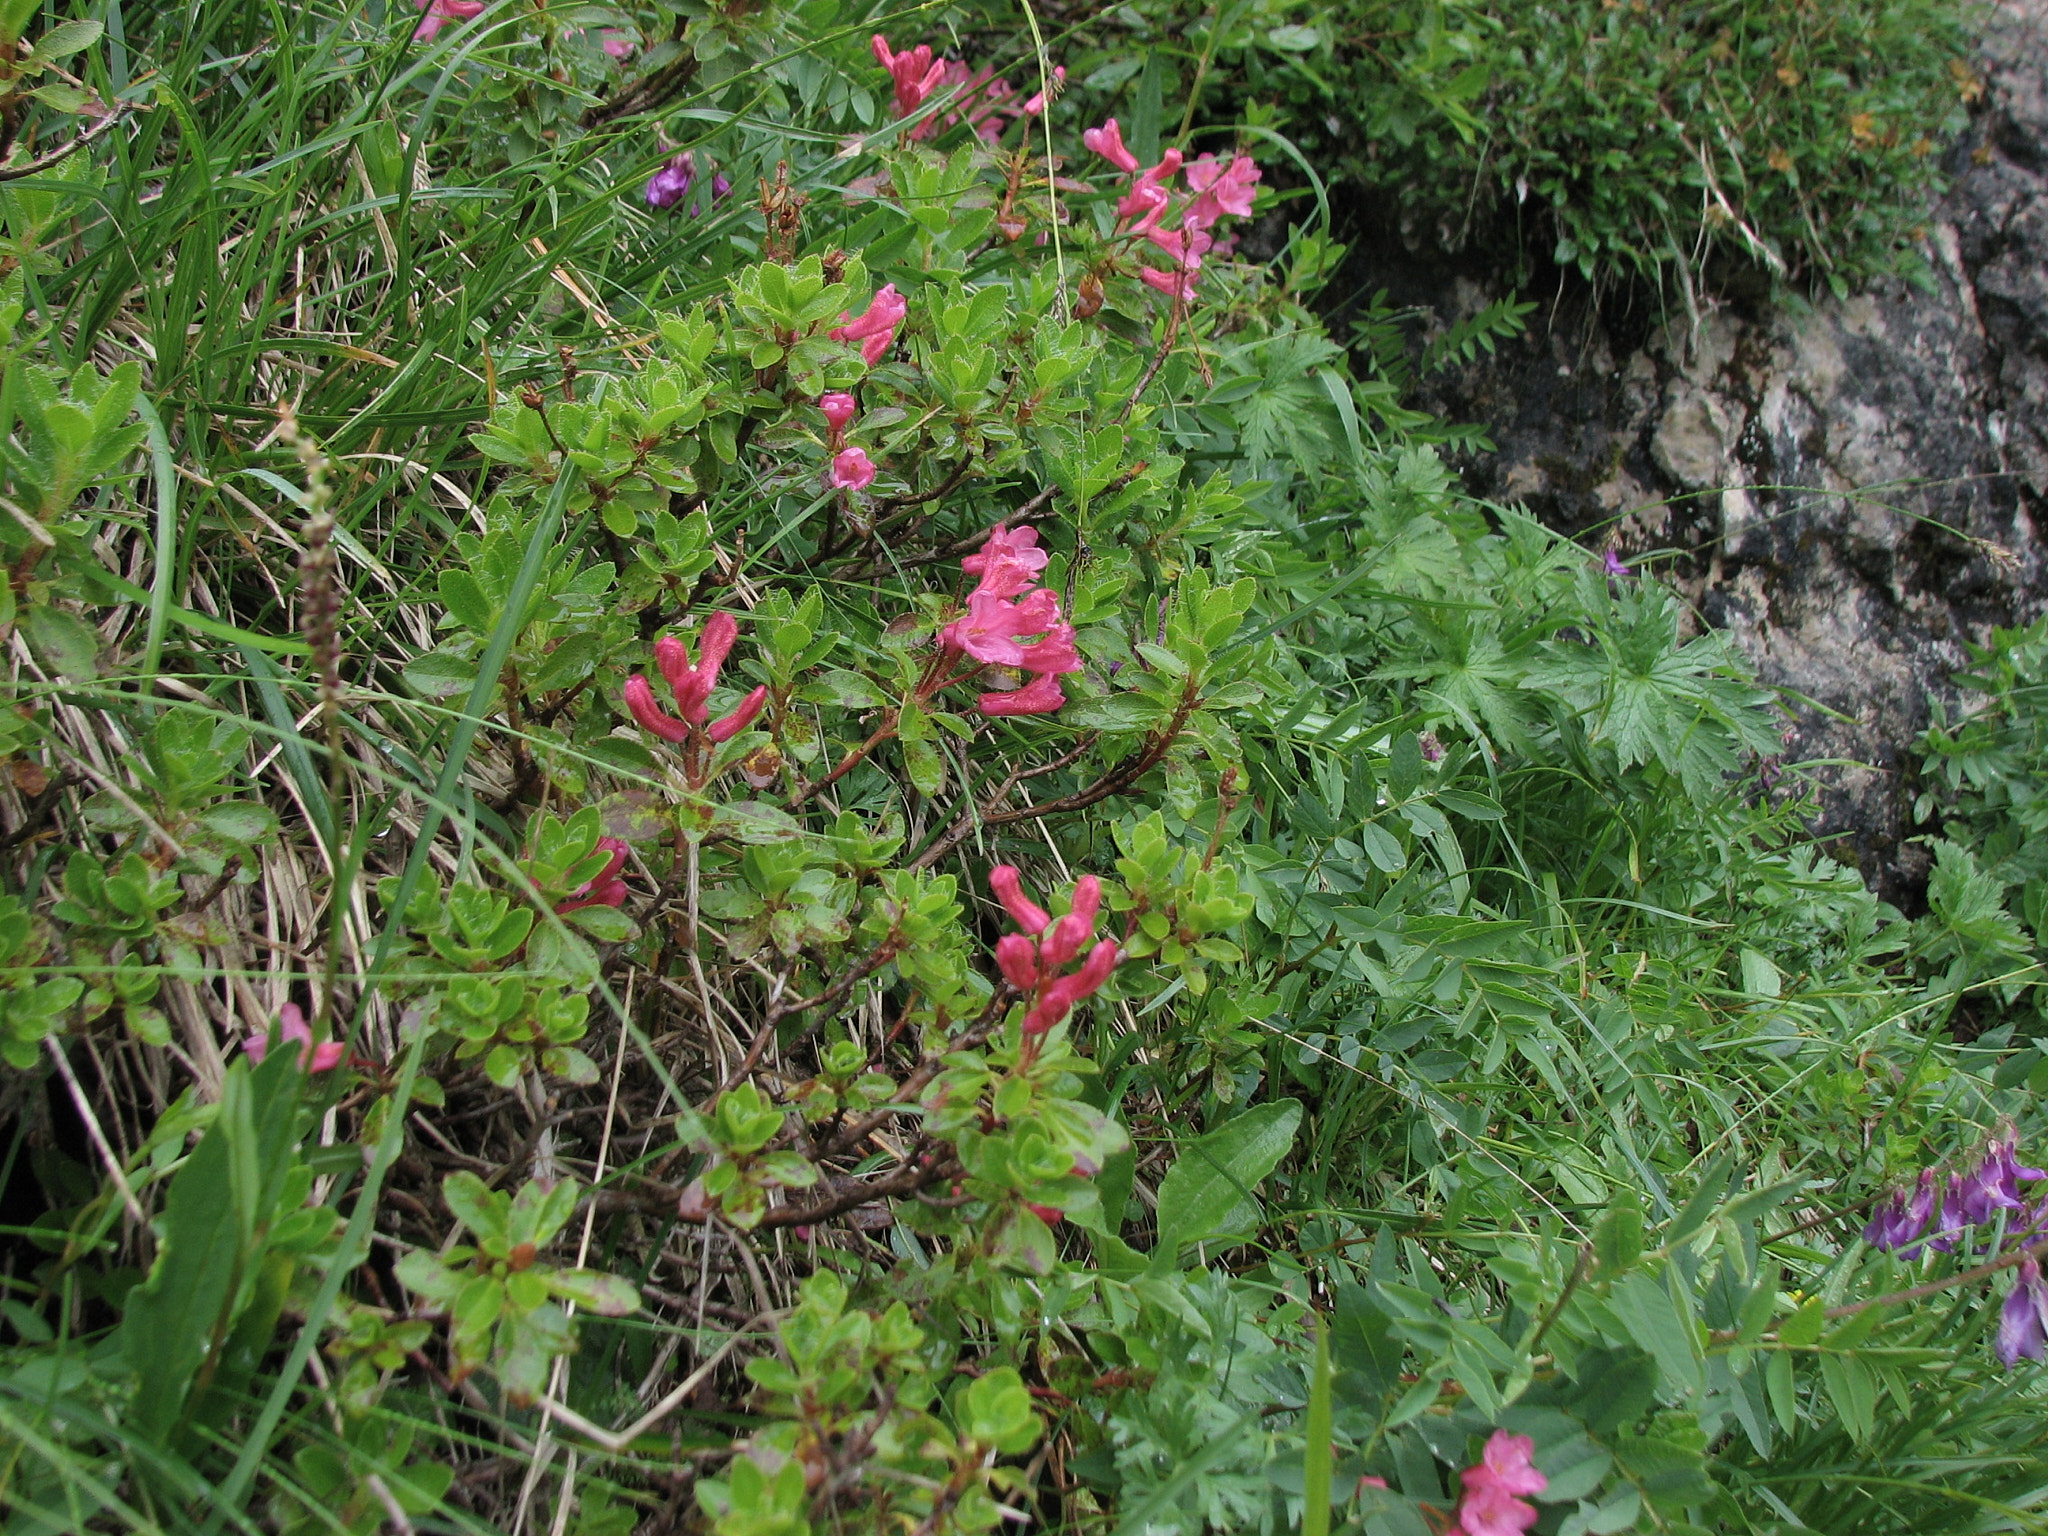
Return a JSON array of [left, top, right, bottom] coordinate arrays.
[[1020, 0, 1978, 293], [0, 3, 2040, 1536]]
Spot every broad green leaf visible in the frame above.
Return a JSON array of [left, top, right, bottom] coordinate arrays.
[[1154, 1098, 1301, 1253], [117, 1049, 304, 1450], [1610, 1270, 1701, 1396], [1818, 1351, 1876, 1443], [22, 604, 101, 682]]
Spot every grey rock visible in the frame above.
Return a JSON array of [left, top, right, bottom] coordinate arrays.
[[1348, 0, 2048, 902]]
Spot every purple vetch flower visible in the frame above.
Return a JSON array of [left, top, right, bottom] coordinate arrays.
[[1997, 1256, 2048, 1366], [1865, 1168, 1941, 1257], [645, 151, 696, 211], [1953, 1139, 2044, 1228], [1602, 547, 1631, 579], [713, 172, 733, 201]]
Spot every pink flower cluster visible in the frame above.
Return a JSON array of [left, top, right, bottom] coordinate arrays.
[[413, 0, 484, 42], [939, 525, 1080, 716], [830, 284, 907, 368], [872, 36, 1062, 144], [557, 837, 631, 914], [989, 868, 1119, 1035], [1081, 119, 1261, 302], [244, 1003, 346, 1073], [624, 613, 769, 747], [1448, 1431, 1548, 1536]]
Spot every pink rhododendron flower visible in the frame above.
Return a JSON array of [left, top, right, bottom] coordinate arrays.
[[1184, 153, 1261, 223], [989, 865, 1053, 935], [704, 686, 767, 743], [1025, 939, 1118, 1034], [1087, 128, 1260, 305], [1039, 876, 1101, 968], [830, 283, 908, 367], [873, 35, 949, 117], [1083, 118, 1140, 172], [872, 36, 1057, 143], [986, 868, 1122, 1038], [601, 28, 634, 58], [1139, 266, 1199, 302], [245, 1003, 346, 1072], [819, 392, 859, 437], [1449, 1431, 1547, 1536], [940, 524, 1081, 715], [941, 589, 1038, 667], [830, 446, 877, 491], [624, 614, 769, 747], [961, 523, 1049, 597], [996, 933, 1042, 990], [413, 0, 485, 42], [1014, 625, 1083, 677], [979, 671, 1069, 716], [558, 837, 631, 914], [1022, 68, 1066, 115]]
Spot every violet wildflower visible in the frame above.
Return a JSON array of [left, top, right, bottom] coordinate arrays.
[[1953, 1139, 2043, 1228], [1997, 1256, 2048, 1366], [646, 151, 696, 212], [1864, 1168, 1940, 1256], [1603, 547, 1631, 578]]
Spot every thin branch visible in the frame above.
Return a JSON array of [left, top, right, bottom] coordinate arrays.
[[0, 105, 134, 184], [539, 1318, 770, 1453], [46, 1038, 146, 1224]]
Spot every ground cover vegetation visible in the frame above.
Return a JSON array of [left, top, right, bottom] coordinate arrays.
[[1018, 0, 1978, 298], [0, 1, 2041, 1534]]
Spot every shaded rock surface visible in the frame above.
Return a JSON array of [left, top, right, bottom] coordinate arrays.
[[1328, 0, 2048, 902]]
